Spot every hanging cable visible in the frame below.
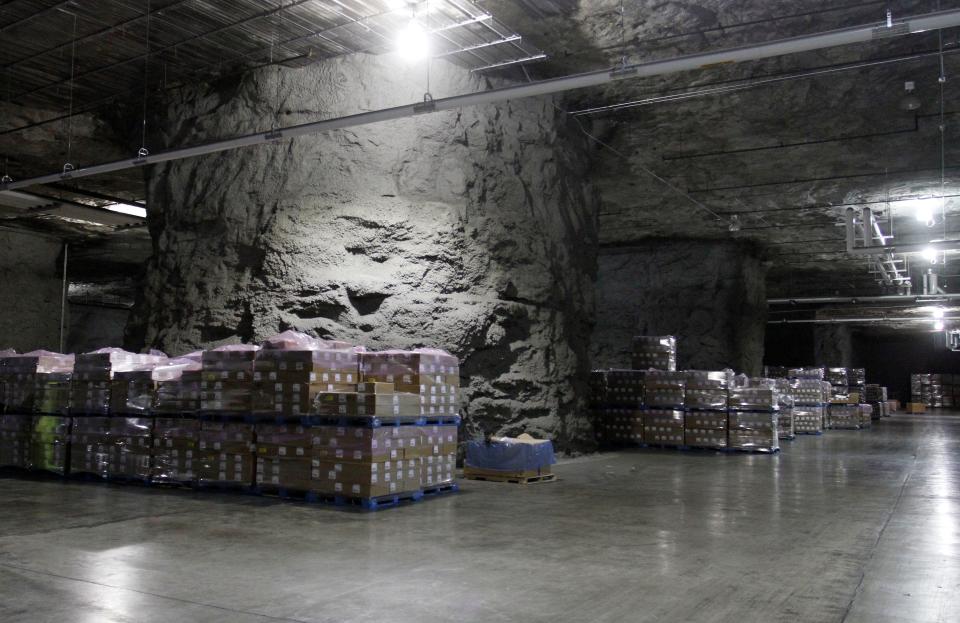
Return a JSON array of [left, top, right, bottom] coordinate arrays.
[[619, 0, 627, 69], [138, 0, 152, 158], [63, 12, 78, 175]]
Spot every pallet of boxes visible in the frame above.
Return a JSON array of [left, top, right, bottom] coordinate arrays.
[[0, 351, 74, 474], [593, 369, 645, 446], [682, 370, 730, 450], [728, 380, 780, 452], [251, 332, 459, 509], [789, 377, 827, 435], [772, 378, 795, 440], [151, 355, 204, 485], [644, 370, 686, 448], [463, 433, 555, 483], [69, 348, 167, 479]]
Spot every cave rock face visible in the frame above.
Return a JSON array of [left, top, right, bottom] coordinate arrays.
[[128, 54, 598, 448]]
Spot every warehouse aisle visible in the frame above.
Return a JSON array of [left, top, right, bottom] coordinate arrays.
[[0, 414, 957, 623]]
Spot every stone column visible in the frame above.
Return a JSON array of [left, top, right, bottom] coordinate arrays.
[[125, 54, 599, 449]]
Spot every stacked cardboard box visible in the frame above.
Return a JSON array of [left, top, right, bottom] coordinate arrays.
[[592, 370, 644, 445], [31, 414, 70, 474], [644, 370, 686, 409], [252, 335, 359, 416], [151, 358, 202, 484], [359, 349, 460, 419], [631, 335, 677, 371], [643, 409, 685, 447], [683, 370, 730, 449], [789, 367, 825, 381], [70, 349, 166, 477], [858, 404, 873, 428], [728, 386, 779, 452], [200, 345, 259, 414], [196, 420, 255, 487], [771, 379, 795, 440], [0, 414, 31, 468], [827, 404, 860, 429]]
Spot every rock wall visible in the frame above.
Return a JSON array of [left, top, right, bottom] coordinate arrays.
[[813, 325, 854, 368], [591, 240, 767, 374], [66, 304, 129, 353], [0, 230, 64, 352], [127, 54, 598, 449]]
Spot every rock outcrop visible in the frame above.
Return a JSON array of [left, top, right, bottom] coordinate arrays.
[[127, 54, 599, 449], [591, 240, 767, 374]]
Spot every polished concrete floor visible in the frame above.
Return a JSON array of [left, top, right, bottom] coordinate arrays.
[[0, 414, 958, 623]]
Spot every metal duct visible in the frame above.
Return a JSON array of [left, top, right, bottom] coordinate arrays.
[[768, 294, 960, 305], [5, 8, 960, 191], [768, 316, 960, 324]]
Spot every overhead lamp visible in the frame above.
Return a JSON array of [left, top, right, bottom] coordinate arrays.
[[396, 19, 429, 61], [922, 246, 939, 264], [104, 202, 147, 218], [933, 307, 945, 319], [912, 197, 937, 226], [935, 320, 945, 331], [900, 80, 921, 111]]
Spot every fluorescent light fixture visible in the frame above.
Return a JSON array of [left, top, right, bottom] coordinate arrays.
[[104, 202, 147, 218], [396, 20, 429, 61], [933, 307, 945, 319], [922, 246, 938, 264], [911, 197, 937, 226], [935, 320, 945, 331]]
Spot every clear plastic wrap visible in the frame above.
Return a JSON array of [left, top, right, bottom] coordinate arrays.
[[643, 409, 685, 446], [793, 406, 825, 434], [1, 352, 74, 414], [154, 358, 203, 415], [464, 436, 555, 472], [683, 410, 728, 449], [827, 404, 860, 430], [644, 370, 686, 408], [777, 409, 795, 440], [30, 415, 70, 474], [789, 367, 825, 380], [150, 416, 201, 483], [0, 413, 32, 468], [603, 369, 645, 408], [599, 409, 644, 444], [200, 345, 260, 414], [728, 387, 779, 411], [359, 349, 460, 417], [631, 335, 677, 371], [683, 370, 732, 410], [858, 404, 873, 428], [728, 412, 779, 452]]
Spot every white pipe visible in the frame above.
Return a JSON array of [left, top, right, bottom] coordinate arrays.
[[862, 207, 873, 247], [848, 240, 960, 256], [4, 8, 960, 191], [769, 316, 960, 324], [768, 293, 960, 304], [845, 208, 857, 253]]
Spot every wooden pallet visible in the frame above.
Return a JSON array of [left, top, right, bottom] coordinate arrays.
[[463, 468, 556, 484]]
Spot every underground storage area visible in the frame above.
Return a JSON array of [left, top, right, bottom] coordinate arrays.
[[0, 1, 959, 622]]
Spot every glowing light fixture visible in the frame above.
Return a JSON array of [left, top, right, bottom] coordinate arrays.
[[933, 307, 945, 319], [104, 202, 146, 218], [922, 246, 939, 264], [912, 197, 936, 226], [935, 319, 945, 331], [396, 20, 429, 61]]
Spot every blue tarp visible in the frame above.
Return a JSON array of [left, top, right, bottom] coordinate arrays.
[[465, 438, 555, 471]]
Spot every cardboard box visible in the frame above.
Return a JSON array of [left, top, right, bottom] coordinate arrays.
[[907, 402, 926, 413]]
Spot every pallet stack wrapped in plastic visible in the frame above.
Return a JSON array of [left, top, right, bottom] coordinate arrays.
[[69, 348, 166, 478], [910, 373, 925, 404], [858, 404, 873, 428], [198, 344, 260, 488], [357, 348, 460, 494], [593, 370, 644, 445], [789, 379, 827, 435], [683, 370, 730, 450], [588, 370, 608, 444], [728, 380, 779, 452], [827, 404, 861, 429], [864, 384, 887, 420], [151, 356, 203, 484], [631, 335, 677, 371], [772, 378, 795, 440], [0, 351, 27, 468], [0, 351, 74, 473], [643, 370, 685, 447], [848, 368, 866, 403]]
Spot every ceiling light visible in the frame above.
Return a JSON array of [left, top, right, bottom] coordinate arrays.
[[104, 202, 146, 218], [935, 319, 945, 331], [912, 197, 936, 225], [396, 20, 429, 61], [900, 80, 921, 111], [922, 247, 939, 264], [933, 307, 945, 319]]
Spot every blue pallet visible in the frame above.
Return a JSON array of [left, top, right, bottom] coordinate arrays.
[[422, 483, 459, 496], [256, 486, 443, 511], [106, 474, 152, 486], [795, 430, 823, 435], [301, 415, 460, 428]]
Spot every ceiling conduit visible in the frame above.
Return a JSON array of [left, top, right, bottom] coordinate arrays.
[[4, 8, 960, 191]]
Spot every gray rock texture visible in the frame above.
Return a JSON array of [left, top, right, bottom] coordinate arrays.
[[0, 230, 64, 352], [592, 240, 767, 374], [813, 325, 854, 368], [127, 54, 599, 449]]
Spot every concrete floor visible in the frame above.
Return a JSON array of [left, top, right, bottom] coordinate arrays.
[[0, 414, 957, 623]]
